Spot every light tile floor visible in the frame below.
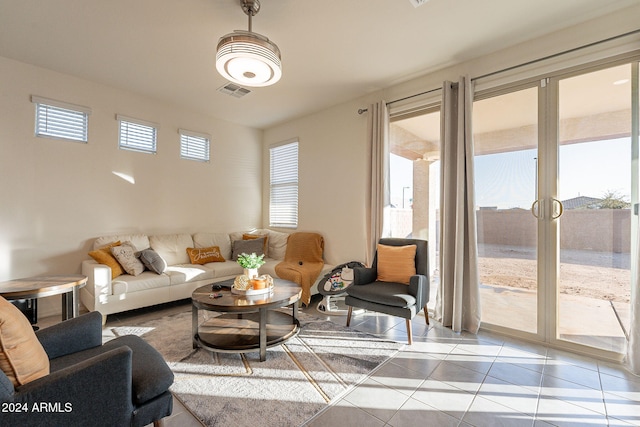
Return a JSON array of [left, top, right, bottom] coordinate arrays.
[[40, 296, 640, 427]]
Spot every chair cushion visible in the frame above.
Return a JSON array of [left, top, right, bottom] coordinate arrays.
[[0, 296, 50, 386], [376, 244, 416, 284], [49, 334, 173, 406], [346, 281, 417, 308]]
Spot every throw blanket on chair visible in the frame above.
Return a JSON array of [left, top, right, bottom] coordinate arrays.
[[275, 232, 324, 305]]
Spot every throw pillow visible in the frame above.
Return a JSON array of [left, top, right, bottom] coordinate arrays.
[[186, 246, 225, 265], [88, 241, 124, 279], [231, 237, 265, 261], [139, 248, 167, 274], [243, 233, 269, 257], [376, 244, 417, 284], [0, 296, 50, 387], [111, 245, 145, 276]]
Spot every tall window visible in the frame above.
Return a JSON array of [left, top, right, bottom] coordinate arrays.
[[117, 115, 158, 154], [269, 140, 298, 228], [31, 96, 90, 143], [179, 129, 210, 162]]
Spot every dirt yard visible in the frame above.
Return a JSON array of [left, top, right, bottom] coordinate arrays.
[[478, 244, 631, 303]]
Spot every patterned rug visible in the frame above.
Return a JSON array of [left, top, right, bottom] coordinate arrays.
[[111, 309, 403, 427]]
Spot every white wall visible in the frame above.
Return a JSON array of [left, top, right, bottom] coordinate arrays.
[[0, 57, 263, 316], [263, 4, 640, 266]]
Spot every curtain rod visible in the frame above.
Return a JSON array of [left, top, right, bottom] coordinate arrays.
[[358, 28, 640, 115]]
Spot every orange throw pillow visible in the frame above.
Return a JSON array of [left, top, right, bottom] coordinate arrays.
[[376, 244, 417, 284], [88, 241, 124, 279], [187, 246, 225, 264], [0, 296, 50, 387]]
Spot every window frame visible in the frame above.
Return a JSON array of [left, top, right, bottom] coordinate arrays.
[[269, 139, 299, 229], [117, 114, 158, 154], [179, 129, 211, 162], [31, 96, 91, 143]]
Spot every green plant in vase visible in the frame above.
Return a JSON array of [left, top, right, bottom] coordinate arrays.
[[236, 252, 265, 278]]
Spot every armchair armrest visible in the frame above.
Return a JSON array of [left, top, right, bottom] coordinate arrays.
[[8, 347, 134, 427], [353, 267, 377, 285], [408, 274, 429, 309], [36, 312, 102, 360]]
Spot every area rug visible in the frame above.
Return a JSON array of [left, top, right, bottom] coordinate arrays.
[[110, 309, 403, 427]]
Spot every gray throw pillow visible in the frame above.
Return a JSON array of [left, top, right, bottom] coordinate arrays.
[[139, 248, 167, 274], [231, 237, 265, 261]]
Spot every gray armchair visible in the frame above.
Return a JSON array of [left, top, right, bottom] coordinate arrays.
[[0, 311, 174, 427], [346, 238, 430, 344]]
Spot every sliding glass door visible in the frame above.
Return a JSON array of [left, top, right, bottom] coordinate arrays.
[[474, 59, 638, 357], [554, 64, 635, 353]]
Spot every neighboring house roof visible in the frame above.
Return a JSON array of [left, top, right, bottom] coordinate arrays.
[[562, 196, 601, 210]]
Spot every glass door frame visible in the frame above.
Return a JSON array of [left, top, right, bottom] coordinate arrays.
[[477, 53, 639, 362]]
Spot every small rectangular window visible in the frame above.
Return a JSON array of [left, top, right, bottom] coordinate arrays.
[[117, 115, 158, 154], [179, 129, 210, 162], [31, 96, 91, 143], [269, 140, 299, 228]]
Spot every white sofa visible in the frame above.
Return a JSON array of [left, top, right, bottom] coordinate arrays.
[[81, 229, 332, 322]]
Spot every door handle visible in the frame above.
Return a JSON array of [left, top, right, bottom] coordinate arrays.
[[551, 198, 564, 219], [531, 199, 543, 219]]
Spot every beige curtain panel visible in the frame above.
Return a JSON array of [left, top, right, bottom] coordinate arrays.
[[365, 100, 390, 266], [626, 216, 640, 374], [436, 76, 481, 334]]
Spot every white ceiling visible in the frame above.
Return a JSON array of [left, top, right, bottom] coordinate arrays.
[[0, 0, 636, 129]]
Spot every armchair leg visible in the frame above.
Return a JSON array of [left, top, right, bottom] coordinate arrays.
[[423, 305, 429, 325], [153, 420, 164, 427], [346, 306, 353, 327], [406, 319, 413, 345]]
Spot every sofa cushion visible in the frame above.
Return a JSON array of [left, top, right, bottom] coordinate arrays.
[[111, 272, 171, 295], [149, 234, 193, 266], [193, 233, 232, 260], [94, 234, 149, 252], [264, 230, 289, 260], [139, 248, 167, 274], [208, 260, 243, 278], [186, 246, 225, 264], [164, 265, 214, 285], [111, 245, 145, 276], [231, 237, 265, 261], [88, 241, 124, 279], [0, 296, 50, 387]]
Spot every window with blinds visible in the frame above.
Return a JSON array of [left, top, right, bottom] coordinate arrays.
[[117, 115, 157, 154], [179, 129, 210, 162], [269, 140, 299, 228], [31, 96, 91, 143]]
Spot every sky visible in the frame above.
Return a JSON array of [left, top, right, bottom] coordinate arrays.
[[390, 137, 633, 210]]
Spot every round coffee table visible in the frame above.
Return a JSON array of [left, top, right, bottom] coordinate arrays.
[[191, 278, 301, 361]]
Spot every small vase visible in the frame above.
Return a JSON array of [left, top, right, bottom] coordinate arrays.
[[244, 268, 259, 279]]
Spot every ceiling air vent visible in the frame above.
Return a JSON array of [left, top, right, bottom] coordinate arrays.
[[409, 0, 430, 7], [217, 83, 251, 98]]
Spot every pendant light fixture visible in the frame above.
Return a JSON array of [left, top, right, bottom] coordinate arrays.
[[215, 0, 282, 87]]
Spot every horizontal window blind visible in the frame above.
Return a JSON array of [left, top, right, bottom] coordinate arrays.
[[269, 141, 299, 228], [179, 129, 210, 162], [117, 115, 157, 154], [31, 96, 90, 142]]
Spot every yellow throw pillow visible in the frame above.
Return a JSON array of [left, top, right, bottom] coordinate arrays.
[[243, 233, 269, 257], [0, 296, 50, 387], [88, 241, 124, 279], [186, 246, 225, 264], [376, 244, 417, 284]]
